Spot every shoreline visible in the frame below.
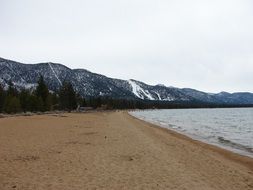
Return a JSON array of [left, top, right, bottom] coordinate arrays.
[[1, 111, 253, 189], [127, 112, 253, 171]]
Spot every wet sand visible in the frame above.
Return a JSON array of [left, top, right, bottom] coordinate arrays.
[[0, 111, 253, 190]]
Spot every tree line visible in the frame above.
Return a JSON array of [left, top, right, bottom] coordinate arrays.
[[0, 76, 80, 114], [0, 76, 153, 114], [1, 76, 251, 114]]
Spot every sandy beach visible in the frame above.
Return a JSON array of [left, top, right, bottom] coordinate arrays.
[[0, 111, 253, 190]]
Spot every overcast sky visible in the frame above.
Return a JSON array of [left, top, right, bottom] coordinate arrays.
[[0, 0, 253, 93]]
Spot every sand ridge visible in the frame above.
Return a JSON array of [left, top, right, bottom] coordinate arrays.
[[0, 111, 253, 190]]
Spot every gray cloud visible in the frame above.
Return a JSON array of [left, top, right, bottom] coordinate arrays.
[[0, 0, 253, 92]]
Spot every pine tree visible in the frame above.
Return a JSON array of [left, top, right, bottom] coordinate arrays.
[[51, 92, 59, 110], [4, 81, 21, 113], [19, 89, 30, 112], [4, 96, 21, 114], [59, 82, 77, 111], [27, 95, 43, 112], [76, 93, 86, 107], [6, 81, 18, 97], [35, 76, 50, 111], [0, 84, 5, 112]]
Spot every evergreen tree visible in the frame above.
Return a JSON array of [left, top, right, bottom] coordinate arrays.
[[59, 82, 77, 111], [6, 81, 18, 97], [35, 76, 50, 111], [76, 93, 86, 107], [51, 92, 59, 110], [0, 84, 5, 112], [4, 96, 21, 114], [28, 95, 43, 112], [4, 82, 21, 113], [19, 89, 30, 112]]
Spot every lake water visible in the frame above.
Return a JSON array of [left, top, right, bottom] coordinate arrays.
[[130, 108, 253, 158]]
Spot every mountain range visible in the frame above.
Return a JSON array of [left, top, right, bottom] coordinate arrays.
[[0, 57, 253, 105]]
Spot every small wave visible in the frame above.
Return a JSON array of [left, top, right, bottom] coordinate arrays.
[[167, 124, 182, 130], [217, 136, 253, 154], [158, 122, 167, 126]]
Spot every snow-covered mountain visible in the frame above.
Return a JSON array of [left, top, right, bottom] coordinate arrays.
[[128, 79, 192, 101], [0, 57, 253, 105]]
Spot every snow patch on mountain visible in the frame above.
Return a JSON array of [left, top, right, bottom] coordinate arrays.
[[13, 82, 37, 89], [164, 96, 175, 101], [144, 90, 155, 100], [128, 80, 154, 100], [155, 92, 162, 100], [5, 62, 26, 83], [48, 63, 62, 85], [128, 80, 143, 99]]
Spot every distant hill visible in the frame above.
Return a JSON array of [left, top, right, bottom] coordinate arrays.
[[1, 57, 253, 105]]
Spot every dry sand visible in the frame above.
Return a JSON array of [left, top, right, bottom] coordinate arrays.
[[0, 111, 253, 190]]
